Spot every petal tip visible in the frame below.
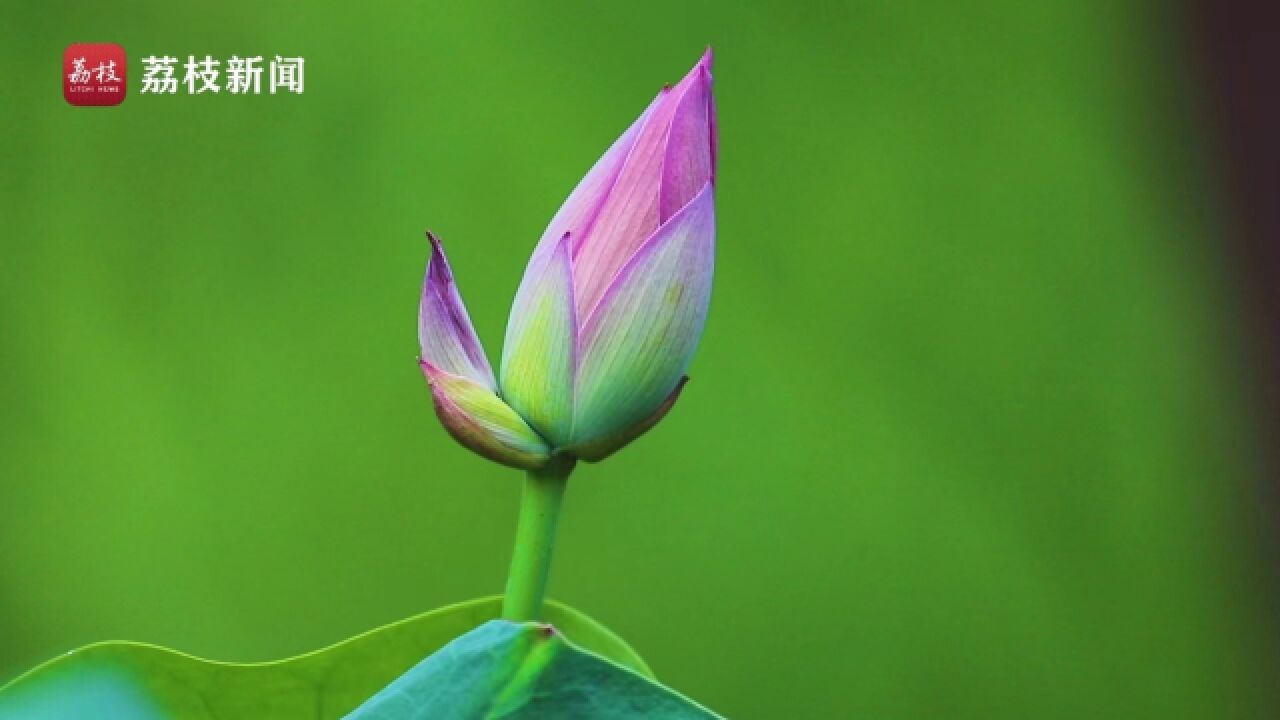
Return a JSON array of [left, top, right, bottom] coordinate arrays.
[[425, 231, 448, 279], [418, 241, 497, 389]]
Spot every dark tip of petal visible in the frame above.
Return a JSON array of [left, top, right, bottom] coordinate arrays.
[[671, 375, 690, 397], [701, 46, 714, 71], [555, 231, 574, 256], [662, 83, 672, 92], [424, 232, 456, 286]]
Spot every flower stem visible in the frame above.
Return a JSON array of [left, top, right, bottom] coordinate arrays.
[[502, 455, 574, 621]]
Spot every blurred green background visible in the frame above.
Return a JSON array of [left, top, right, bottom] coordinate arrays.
[[1, 1, 1275, 718]]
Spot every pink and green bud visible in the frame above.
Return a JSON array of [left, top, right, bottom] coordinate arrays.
[[419, 50, 716, 467]]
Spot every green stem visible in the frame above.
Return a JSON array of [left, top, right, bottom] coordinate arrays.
[[502, 455, 574, 621]]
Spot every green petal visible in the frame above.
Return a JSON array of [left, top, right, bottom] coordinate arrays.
[[571, 377, 688, 462], [500, 233, 576, 447], [423, 362, 550, 471]]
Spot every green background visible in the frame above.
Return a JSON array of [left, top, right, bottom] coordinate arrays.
[[1, 1, 1274, 718]]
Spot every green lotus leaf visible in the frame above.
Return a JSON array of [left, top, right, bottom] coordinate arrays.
[[348, 619, 720, 719], [0, 596, 653, 719]]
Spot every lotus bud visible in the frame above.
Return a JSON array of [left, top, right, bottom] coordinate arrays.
[[419, 50, 716, 466]]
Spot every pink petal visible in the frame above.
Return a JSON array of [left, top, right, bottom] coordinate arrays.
[[660, 53, 715, 221], [519, 96, 658, 289], [418, 233, 496, 390], [572, 54, 716, 319]]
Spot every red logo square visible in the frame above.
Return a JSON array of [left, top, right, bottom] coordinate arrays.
[[64, 43, 127, 106]]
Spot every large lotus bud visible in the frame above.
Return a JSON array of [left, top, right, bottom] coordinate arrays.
[[419, 50, 716, 468]]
